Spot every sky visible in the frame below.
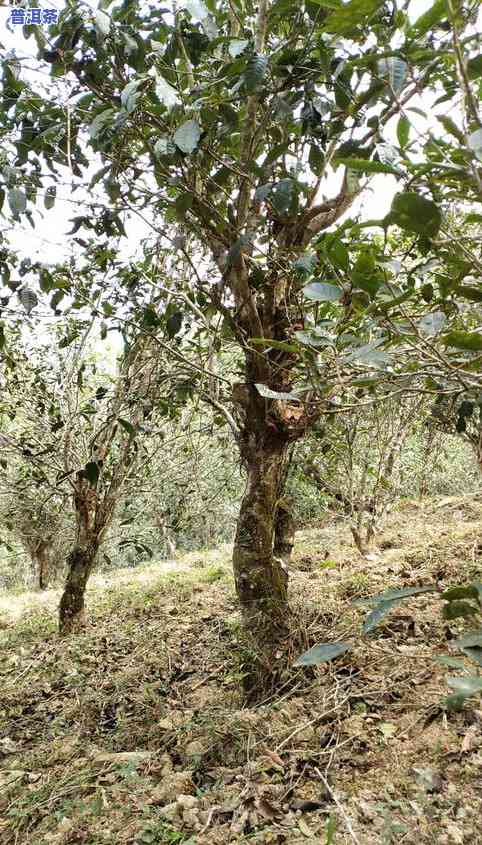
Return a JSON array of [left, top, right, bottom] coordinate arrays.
[[0, 0, 458, 272]]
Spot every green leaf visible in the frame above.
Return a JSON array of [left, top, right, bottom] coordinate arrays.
[[166, 310, 183, 338], [303, 282, 342, 302], [244, 54, 268, 92], [328, 239, 350, 271], [437, 115, 464, 144], [294, 642, 351, 666], [44, 186, 56, 210], [410, 0, 447, 37], [309, 143, 325, 175], [59, 331, 79, 348], [255, 183, 273, 202], [324, 0, 383, 35], [229, 39, 249, 58], [418, 311, 446, 336], [154, 137, 176, 157], [397, 115, 410, 149], [142, 306, 160, 328], [461, 648, 482, 667], [343, 342, 390, 366], [183, 0, 210, 20], [294, 253, 317, 277], [118, 418, 135, 435], [467, 55, 482, 81], [88, 109, 115, 141], [434, 656, 466, 669], [387, 192, 442, 238], [95, 9, 111, 39], [456, 286, 482, 304], [363, 600, 397, 634], [50, 290, 64, 310], [173, 119, 201, 154], [442, 601, 479, 621], [8, 188, 27, 215], [154, 74, 180, 109], [123, 32, 138, 55], [120, 79, 145, 113], [270, 179, 294, 215], [335, 157, 401, 176], [468, 128, 482, 163], [250, 338, 298, 352], [444, 693, 467, 711], [378, 57, 408, 94], [443, 331, 482, 352], [294, 330, 331, 347], [453, 630, 482, 649], [84, 461, 100, 485], [304, 0, 340, 7], [355, 585, 437, 605], [447, 676, 482, 697], [175, 192, 194, 217], [18, 287, 38, 315], [442, 585, 480, 602]]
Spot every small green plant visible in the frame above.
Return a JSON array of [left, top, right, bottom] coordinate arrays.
[[319, 559, 337, 570], [139, 820, 195, 844], [337, 572, 371, 598], [295, 581, 482, 710], [324, 813, 337, 844], [203, 564, 227, 583]]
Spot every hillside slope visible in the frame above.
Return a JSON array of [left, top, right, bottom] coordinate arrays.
[[1, 497, 482, 844]]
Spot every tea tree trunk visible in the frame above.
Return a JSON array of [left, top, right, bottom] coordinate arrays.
[[59, 543, 99, 634], [233, 441, 290, 634]]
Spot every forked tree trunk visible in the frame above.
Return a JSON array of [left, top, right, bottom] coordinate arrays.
[[233, 441, 290, 635], [59, 542, 99, 634]]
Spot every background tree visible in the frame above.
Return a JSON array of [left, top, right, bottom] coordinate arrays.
[[0, 316, 181, 632]]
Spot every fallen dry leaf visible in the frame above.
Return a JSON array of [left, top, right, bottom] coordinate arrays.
[[461, 724, 479, 753]]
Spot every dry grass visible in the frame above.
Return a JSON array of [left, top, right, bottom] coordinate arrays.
[[1, 497, 482, 844]]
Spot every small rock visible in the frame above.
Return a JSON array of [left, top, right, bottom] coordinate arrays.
[[446, 822, 464, 844], [185, 740, 206, 757], [150, 771, 194, 804], [158, 802, 181, 823], [0, 738, 18, 755], [177, 794, 198, 809], [183, 807, 202, 828]]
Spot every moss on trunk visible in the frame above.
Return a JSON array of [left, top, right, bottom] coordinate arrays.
[[274, 497, 295, 565], [58, 544, 98, 634], [233, 444, 290, 634]]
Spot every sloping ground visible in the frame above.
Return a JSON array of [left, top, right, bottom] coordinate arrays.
[[1, 497, 482, 845]]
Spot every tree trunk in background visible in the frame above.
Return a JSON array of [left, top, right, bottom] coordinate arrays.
[[166, 535, 177, 558], [59, 542, 99, 634], [36, 542, 50, 590], [27, 539, 52, 590]]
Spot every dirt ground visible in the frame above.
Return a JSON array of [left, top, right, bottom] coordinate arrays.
[[1, 496, 482, 845]]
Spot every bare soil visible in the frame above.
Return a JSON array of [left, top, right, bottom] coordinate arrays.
[[1, 496, 482, 844]]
